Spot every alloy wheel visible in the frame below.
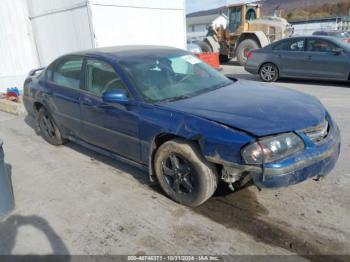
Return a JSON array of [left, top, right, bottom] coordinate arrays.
[[261, 65, 277, 81], [161, 154, 195, 194], [40, 113, 56, 139]]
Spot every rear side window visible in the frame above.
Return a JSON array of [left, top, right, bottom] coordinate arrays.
[[273, 39, 305, 52], [306, 39, 338, 52], [246, 8, 257, 21], [50, 57, 83, 89], [85, 59, 128, 97]]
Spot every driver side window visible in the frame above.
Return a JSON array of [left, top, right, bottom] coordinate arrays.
[[246, 9, 257, 21], [85, 59, 128, 97], [306, 39, 337, 53], [228, 7, 242, 33]]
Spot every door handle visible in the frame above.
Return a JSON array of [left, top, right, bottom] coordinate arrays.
[[277, 54, 282, 58], [80, 97, 111, 110], [308, 55, 312, 60], [80, 97, 93, 106]]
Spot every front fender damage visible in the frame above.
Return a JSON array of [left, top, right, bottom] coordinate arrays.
[[148, 115, 257, 188]]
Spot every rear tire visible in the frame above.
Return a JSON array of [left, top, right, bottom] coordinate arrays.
[[236, 39, 259, 66], [38, 107, 66, 146], [199, 41, 213, 53], [259, 63, 279, 82], [154, 139, 218, 207]]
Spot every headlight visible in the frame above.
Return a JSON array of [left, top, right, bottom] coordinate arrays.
[[242, 133, 304, 164]]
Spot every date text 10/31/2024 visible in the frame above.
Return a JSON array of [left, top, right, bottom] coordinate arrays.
[[127, 255, 220, 261]]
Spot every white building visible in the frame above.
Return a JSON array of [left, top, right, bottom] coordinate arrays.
[[186, 7, 228, 42], [290, 15, 350, 36], [0, 0, 186, 93], [291, 17, 338, 36]]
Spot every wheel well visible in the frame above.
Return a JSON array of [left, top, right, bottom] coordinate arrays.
[[33, 102, 44, 113], [149, 133, 181, 181], [154, 133, 180, 148], [348, 72, 350, 81], [150, 133, 221, 180]]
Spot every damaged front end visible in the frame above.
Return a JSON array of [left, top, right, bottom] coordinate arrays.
[[206, 115, 341, 191]]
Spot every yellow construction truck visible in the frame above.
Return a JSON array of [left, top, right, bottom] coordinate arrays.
[[199, 3, 294, 65]]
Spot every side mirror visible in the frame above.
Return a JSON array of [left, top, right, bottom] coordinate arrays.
[[332, 48, 343, 55], [102, 89, 129, 103]]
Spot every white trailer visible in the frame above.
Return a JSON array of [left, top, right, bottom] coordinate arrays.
[[0, 0, 39, 92], [28, 0, 187, 66], [0, 0, 186, 93]]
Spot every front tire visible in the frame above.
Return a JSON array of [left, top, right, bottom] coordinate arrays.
[[259, 63, 279, 82], [154, 139, 218, 207], [236, 39, 259, 66], [38, 107, 66, 146], [199, 41, 213, 53]]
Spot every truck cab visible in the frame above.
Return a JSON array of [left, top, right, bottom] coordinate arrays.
[[228, 3, 261, 35], [200, 3, 293, 65]]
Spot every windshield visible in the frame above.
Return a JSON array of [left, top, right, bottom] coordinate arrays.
[[119, 53, 233, 102], [332, 38, 350, 51], [329, 32, 348, 38]]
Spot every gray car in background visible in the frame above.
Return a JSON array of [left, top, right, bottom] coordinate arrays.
[[245, 36, 350, 82]]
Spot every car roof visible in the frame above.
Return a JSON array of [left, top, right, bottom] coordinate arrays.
[[272, 35, 340, 44], [315, 30, 345, 33], [288, 35, 338, 40], [266, 35, 350, 52], [69, 45, 186, 60]]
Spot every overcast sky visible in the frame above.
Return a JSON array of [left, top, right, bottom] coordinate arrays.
[[186, 0, 257, 14]]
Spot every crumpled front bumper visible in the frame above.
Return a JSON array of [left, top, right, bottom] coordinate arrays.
[[250, 121, 341, 189]]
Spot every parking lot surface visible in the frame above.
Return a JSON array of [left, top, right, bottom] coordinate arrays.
[[0, 64, 349, 258]]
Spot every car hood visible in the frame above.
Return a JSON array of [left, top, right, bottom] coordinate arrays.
[[158, 80, 326, 137]]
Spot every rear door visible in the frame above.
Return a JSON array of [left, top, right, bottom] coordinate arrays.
[[271, 38, 307, 77], [304, 38, 349, 80], [79, 58, 141, 162], [45, 56, 84, 136]]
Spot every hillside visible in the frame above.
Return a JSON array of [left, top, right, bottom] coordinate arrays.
[[261, 0, 350, 21], [187, 0, 350, 22]]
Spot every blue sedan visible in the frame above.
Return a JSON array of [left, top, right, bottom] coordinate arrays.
[[23, 46, 341, 206]]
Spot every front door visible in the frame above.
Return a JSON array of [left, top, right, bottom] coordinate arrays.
[[79, 58, 141, 162], [304, 38, 349, 80], [272, 38, 308, 77]]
